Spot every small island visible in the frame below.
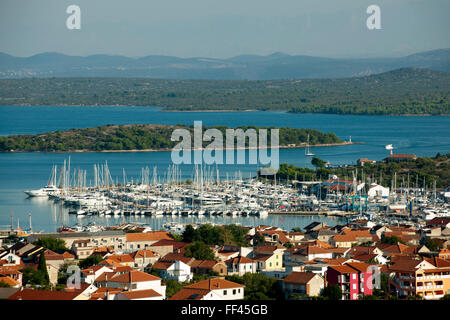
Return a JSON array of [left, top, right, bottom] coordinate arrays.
[[0, 124, 351, 153]]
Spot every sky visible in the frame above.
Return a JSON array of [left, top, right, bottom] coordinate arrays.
[[0, 0, 449, 59]]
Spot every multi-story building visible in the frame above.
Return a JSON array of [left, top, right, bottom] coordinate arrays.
[[326, 265, 360, 300], [389, 256, 450, 299]]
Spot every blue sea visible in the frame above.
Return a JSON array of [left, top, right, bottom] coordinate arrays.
[[0, 106, 449, 232]]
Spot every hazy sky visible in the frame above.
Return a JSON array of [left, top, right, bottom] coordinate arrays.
[[1, 0, 449, 58]]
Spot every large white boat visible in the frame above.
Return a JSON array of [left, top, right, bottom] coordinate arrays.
[[24, 185, 59, 197]]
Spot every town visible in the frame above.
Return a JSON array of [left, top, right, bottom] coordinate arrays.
[[1, 208, 449, 300]]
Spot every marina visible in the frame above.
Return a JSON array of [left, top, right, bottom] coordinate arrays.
[[0, 108, 449, 234], [11, 154, 449, 235]]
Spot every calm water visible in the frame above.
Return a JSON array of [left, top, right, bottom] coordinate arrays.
[[0, 106, 449, 232]]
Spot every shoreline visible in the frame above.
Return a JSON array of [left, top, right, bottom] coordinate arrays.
[[3, 105, 448, 116], [2, 141, 360, 154]]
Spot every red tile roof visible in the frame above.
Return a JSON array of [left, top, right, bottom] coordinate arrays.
[[119, 289, 162, 299], [184, 278, 244, 290], [283, 272, 317, 284], [8, 289, 80, 300], [126, 231, 173, 242]]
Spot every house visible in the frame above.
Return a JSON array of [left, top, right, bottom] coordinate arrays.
[[7, 243, 44, 262], [0, 266, 23, 287], [427, 217, 450, 229], [89, 287, 123, 300], [378, 243, 420, 258], [28, 230, 127, 252], [104, 254, 135, 267], [152, 260, 193, 282], [129, 249, 159, 270], [286, 245, 334, 264], [170, 278, 245, 300], [215, 247, 240, 261], [257, 230, 290, 246], [225, 256, 257, 276], [72, 239, 94, 259], [343, 261, 374, 297], [0, 276, 21, 288], [114, 288, 164, 300], [63, 283, 98, 299], [253, 245, 285, 271], [94, 270, 166, 298], [0, 251, 23, 267], [282, 272, 325, 298], [190, 260, 228, 276], [125, 231, 174, 251], [331, 230, 379, 248], [357, 158, 376, 166], [388, 256, 450, 299], [326, 265, 360, 300], [439, 248, 450, 260], [81, 265, 114, 284], [285, 232, 305, 244], [41, 249, 75, 270], [150, 240, 189, 257]]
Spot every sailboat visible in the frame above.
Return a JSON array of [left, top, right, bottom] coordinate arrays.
[[305, 134, 315, 156]]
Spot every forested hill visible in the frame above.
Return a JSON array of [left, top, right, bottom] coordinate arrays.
[[0, 68, 448, 115], [275, 153, 450, 188], [0, 124, 343, 152]]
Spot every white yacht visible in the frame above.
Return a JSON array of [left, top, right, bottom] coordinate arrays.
[[24, 185, 59, 197]]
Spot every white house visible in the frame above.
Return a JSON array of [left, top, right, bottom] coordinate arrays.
[[81, 265, 113, 284], [170, 278, 245, 300], [0, 251, 22, 266], [225, 256, 257, 276], [94, 270, 166, 299], [152, 260, 193, 282]]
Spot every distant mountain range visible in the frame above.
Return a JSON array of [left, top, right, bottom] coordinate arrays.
[[0, 49, 449, 80]]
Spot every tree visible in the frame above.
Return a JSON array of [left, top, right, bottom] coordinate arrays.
[[182, 225, 196, 243], [321, 285, 342, 300], [423, 238, 443, 251], [20, 267, 46, 286], [381, 235, 405, 245], [225, 273, 281, 300], [164, 279, 185, 298], [34, 237, 68, 253], [38, 252, 50, 285], [291, 227, 302, 232], [285, 242, 293, 249], [311, 157, 326, 168], [171, 233, 183, 242], [78, 254, 103, 269], [184, 241, 215, 261]]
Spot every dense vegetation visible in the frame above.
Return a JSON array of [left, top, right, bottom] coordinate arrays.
[[0, 124, 342, 152], [182, 224, 250, 247], [33, 237, 68, 254], [0, 68, 448, 115], [225, 273, 283, 300], [274, 153, 450, 188]]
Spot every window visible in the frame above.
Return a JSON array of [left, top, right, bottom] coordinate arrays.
[[233, 289, 236, 295], [353, 283, 356, 290], [223, 290, 227, 295]]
